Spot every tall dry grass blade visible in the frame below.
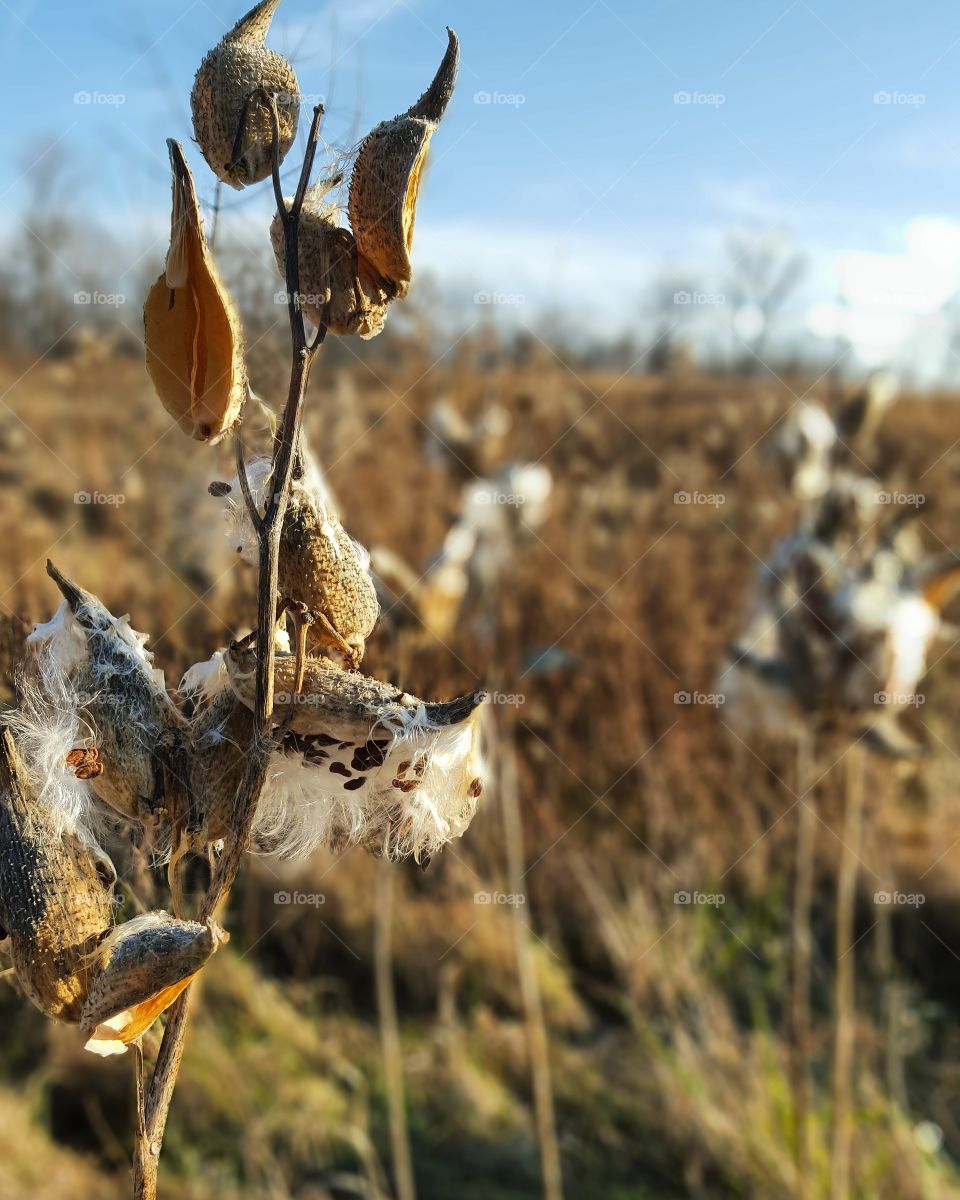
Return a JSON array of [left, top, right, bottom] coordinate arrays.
[[374, 859, 417, 1200], [790, 730, 816, 1200], [830, 742, 866, 1200], [499, 716, 565, 1200]]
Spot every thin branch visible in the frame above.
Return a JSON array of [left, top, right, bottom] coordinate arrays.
[[235, 422, 263, 532]]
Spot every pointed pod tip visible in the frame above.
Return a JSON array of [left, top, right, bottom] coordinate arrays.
[[406, 28, 460, 123], [425, 688, 486, 727]]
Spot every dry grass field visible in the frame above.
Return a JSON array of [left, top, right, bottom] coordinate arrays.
[[2, 329, 960, 1198]]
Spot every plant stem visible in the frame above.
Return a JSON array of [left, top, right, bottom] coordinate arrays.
[[791, 731, 816, 1200], [830, 742, 866, 1200], [131, 99, 327, 1200]]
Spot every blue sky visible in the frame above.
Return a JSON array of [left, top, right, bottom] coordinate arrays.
[[3, 0, 960, 372]]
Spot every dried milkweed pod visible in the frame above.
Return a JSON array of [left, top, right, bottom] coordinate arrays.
[[144, 140, 247, 444], [80, 912, 226, 1056], [26, 561, 185, 824], [225, 644, 485, 863], [0, 729, 116, 1022], [348, 28, 459, 298], [269, 185, 390, 338], [191, 0, 300, 188], [219, 448, 379, 667]]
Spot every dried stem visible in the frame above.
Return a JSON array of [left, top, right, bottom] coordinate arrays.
[[830, 743, 866, 1200], [790, 731, 815, 1200], [131, 99, 327, 1200]]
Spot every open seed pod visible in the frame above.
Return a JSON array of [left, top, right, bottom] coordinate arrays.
[[80, 912, 226, 1056], [220, 452, 379, 667], [26, 561, 185, 823], [225, 645, 485, 863], [348, 28, 459, 298], [144, 140, 247, 444], [0, 729, 116, 1023], [184, 682, 254, 848], [191, 0, 300, 188], [270, 188, 390, 338]]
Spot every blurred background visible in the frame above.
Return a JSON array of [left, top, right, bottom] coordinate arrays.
[[2, 1, 960, 1198]]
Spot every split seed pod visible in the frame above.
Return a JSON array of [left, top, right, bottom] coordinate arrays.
[[226, 645, 485, 862], [80, 912, 225, 1056], [222, 453, 379, 667], [348, 28, 459, 298], [0, 732, 221, 1054], [191, 0, 300, 188], [270, 188, 390, 338], [144, 140, 246, 443], [28, 561, 185, 823], [0, 729, 115, 1022]]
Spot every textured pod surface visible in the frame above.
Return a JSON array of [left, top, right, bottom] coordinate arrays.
[[29, 561, 185, 823], [191, 0, 300, 188], [80, 912, 225, 1055], [0, 730, 115, 1023], [348, 28, 459, 296], [270, 200, 390, 338], [224, 454, 380, 666], [186, 686, 254, 846], [144, 140, 246, 444]]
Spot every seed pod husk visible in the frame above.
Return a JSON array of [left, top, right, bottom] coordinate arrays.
[[144, 140, 247, 444], [226, 645, 485, 862], [0, 729, 116, 1022], [80, 912, 226, 1056], [223, 454, 380, 667], [29, 561, 185, 824], [348, 28, 459, 297], [191, 0, 300, 188], [270, 193, 390, 338]]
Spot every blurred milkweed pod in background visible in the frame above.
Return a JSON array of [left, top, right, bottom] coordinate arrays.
[[22, 561, 185, 825], [224, 644, 486, 863], [269, 182, 390, 338], [348, 28, 459, 299], [0, 730, 223, 1057], [144, 140, 247, 444], [190, 0, 300, 188], [216, 445, 380, 668]]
